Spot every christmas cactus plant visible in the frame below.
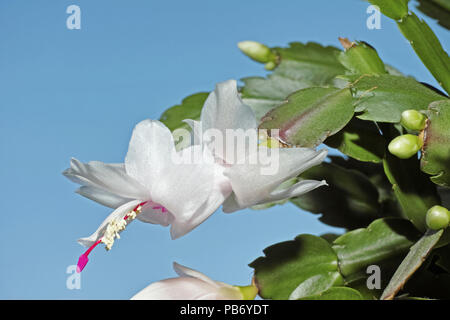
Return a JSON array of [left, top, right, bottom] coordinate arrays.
[[65, 0, 450, 300]]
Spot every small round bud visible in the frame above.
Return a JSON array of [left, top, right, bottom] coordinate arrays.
[[400, 110, 427, 131], [388, 134, 423, 159], [238, 41, 276, 64], [426, 205, 450, 230]]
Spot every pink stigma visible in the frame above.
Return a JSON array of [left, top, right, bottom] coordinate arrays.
[[76, 201, 169, 273], [76, 239, 101, 273], [76, 255, 88, 273]]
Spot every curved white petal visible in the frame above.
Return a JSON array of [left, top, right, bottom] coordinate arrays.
[[199, 286, 243, 300], [76, 186, 134, 209], [150, 145, 215, 224], [125, 119, 177, 194], [63, 159, 149, 201], [200, 80, 257, 163], [172, 262, 218, 286], [201, 80, 256, 133], [170, 164, 232, 239], [268, 179, 327, 202], [125, 120, 213, 219], [77, 200, 141, 247], [125, 120, 222, 237], [224, 179, 327, 214], [131, 263, 242, 300], [224, 147, 327, 211], [131, 277, 241, 300]]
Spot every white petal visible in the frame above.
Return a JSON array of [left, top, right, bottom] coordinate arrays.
[[201, 80, 256, 133], [132, 263, 242, 300], [137, 202, 175, 227], [125, 120, 219, 236], [172, 262, 218, 286], [63, 158, 148, 202], [169, 164, 232, 239], [131, 277, 240, 300], [268, 179, 327, 202], [200, 80, 257, 163], [125, 119, 177, 194], [76, 186, 133, 208], [150, 145, 215, 225], [223, 147, 327, 211], [77, 200, 141, 247]]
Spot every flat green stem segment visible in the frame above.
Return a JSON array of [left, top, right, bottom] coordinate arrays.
[[292, 161, 381, 229], [325, 118, 385, 163], [332, 218, 419, 277], [250, 234, 342, 300], [421, 100, 450, 187], [338, 41, 387, 75], [242, 42, 345, 121], [350, 74, 445, 123], [381, 229, 444, 300], [397, 12, 450, 94], [300, 287, 363, 300], [383, 149, 440, 231], [259, 87, 354, 147], [367, 0, 409, 20], [367, 1, 450, 94], [416, 0, 450, 30]]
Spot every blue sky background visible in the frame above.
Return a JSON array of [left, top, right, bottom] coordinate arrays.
[[0, 0, 448, 299]]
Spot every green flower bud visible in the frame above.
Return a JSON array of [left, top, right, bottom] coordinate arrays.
[[426, 205, 450, 230], [236, 283, 258, 300], [238, 41, 276, 64], [400, 110, 427, 131], [388, 134, 423, 159]]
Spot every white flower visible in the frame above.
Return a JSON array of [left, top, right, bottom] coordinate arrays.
[[131, 262, 256, 300], [63, 120, 232, 271], [185, 80, 328, 212]]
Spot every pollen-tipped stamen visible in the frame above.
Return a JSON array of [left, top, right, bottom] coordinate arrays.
[[76, 201, 167, 273]]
